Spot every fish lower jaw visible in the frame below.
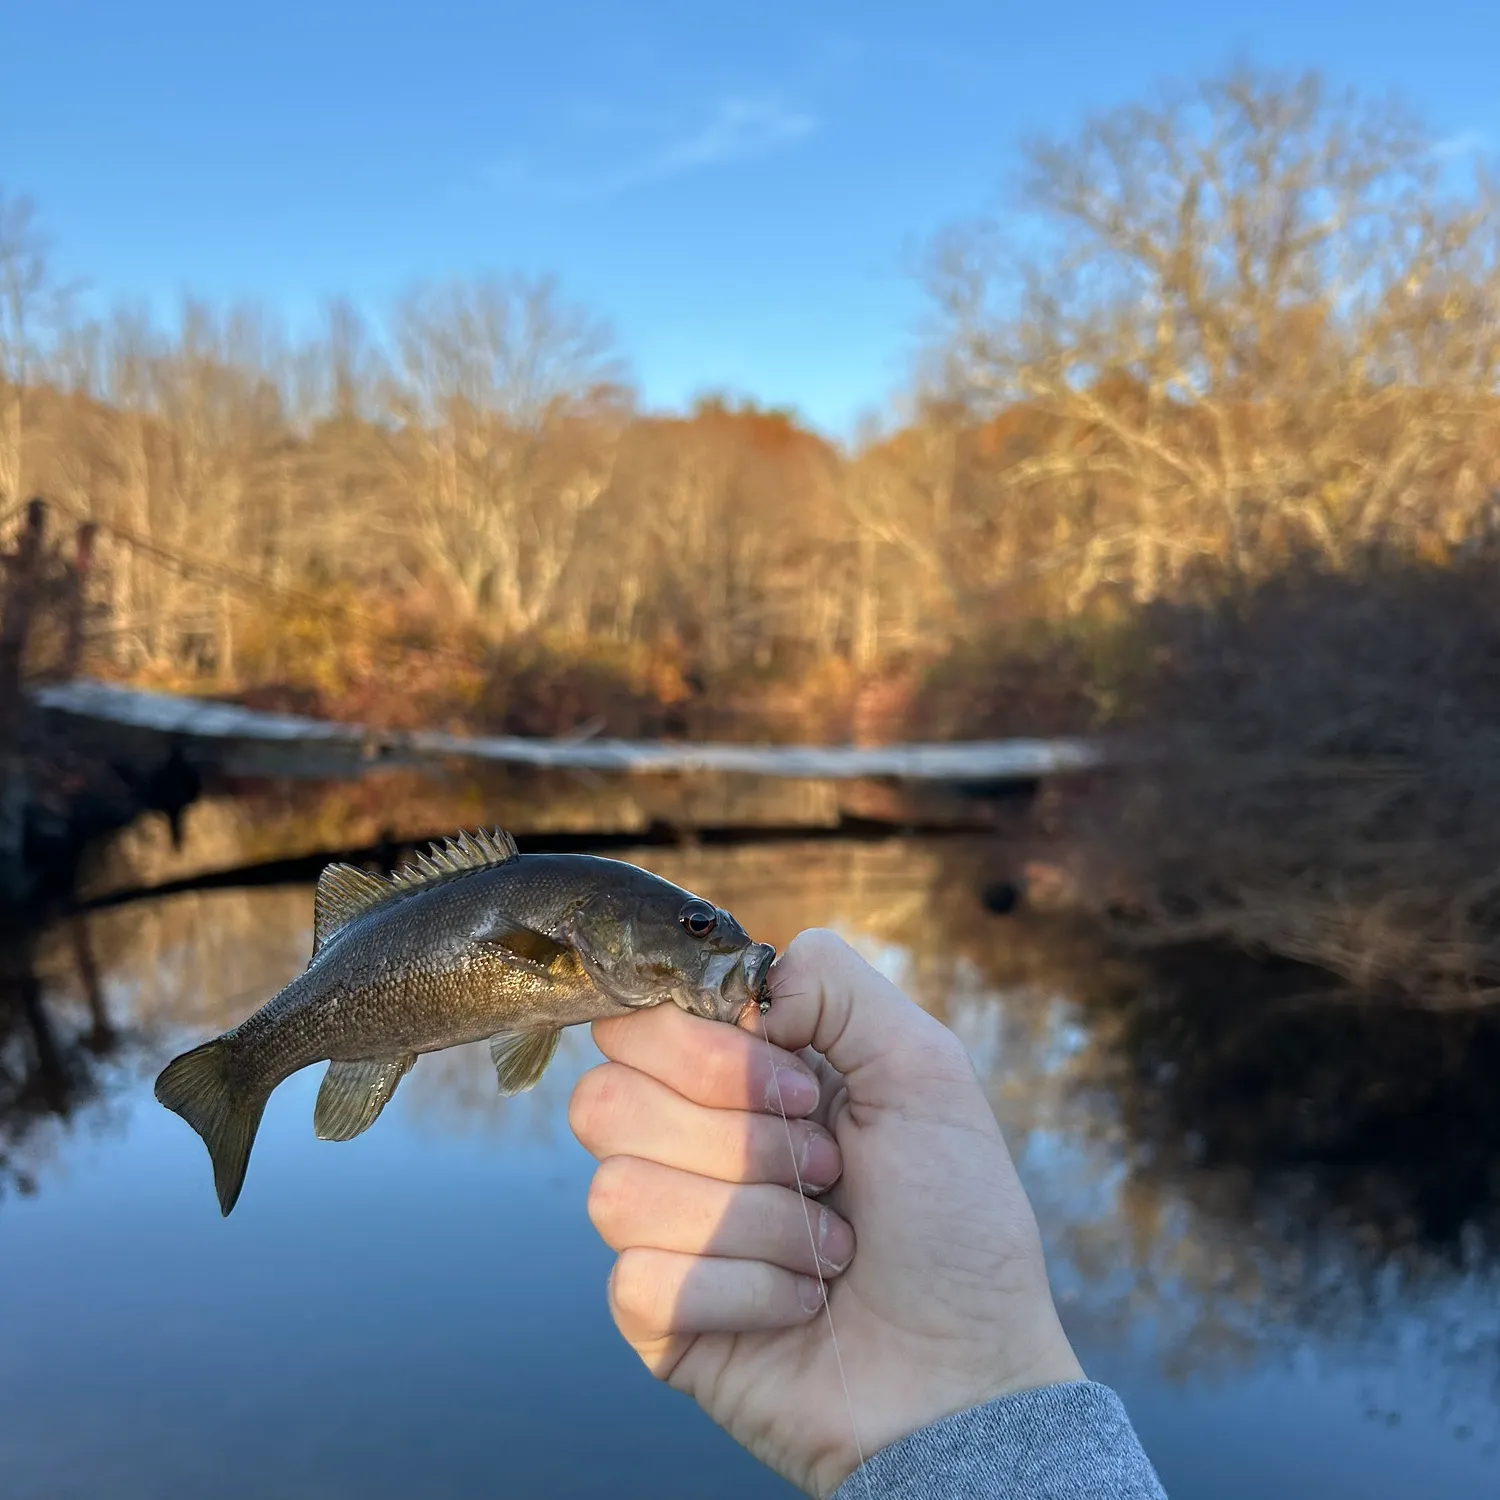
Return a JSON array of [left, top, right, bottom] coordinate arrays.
[[667, 987, 753, 1025]]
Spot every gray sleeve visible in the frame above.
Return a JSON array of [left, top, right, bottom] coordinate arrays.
[[830, 1380, 1167, 1500]]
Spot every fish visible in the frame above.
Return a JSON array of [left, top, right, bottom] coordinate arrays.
[[153, 828, 776, 1216]]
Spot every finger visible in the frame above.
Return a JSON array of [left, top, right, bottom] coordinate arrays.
[[794, 1046, 850, 1131], [608, 1247, 826, 1351], [754, 928, 979, 1108], [587, 1156, 855, 1276], [570, 1062, 844, 1191], [592, 1002, 821, 1117]]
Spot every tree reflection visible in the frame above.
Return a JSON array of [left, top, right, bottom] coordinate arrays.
[[3, 835, 1498, 1446], [896, 857, 1500, 1442], [0, 887, 315, 1203], [0, 917, 128, 1199]]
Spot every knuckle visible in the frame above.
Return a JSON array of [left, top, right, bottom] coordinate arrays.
[[776, 928, 873, 1015], [568, 1063, 624, 1147], [586, 1157, 633, 1239], [609, 1248, 667, 1331], [784, 927, 845, 968], [566, 1073, 598, 1144]]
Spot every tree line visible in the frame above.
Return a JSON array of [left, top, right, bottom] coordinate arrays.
[[4, 65, 1498, 738]]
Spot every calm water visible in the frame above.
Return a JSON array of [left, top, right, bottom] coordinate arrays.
[[3, 838, 1498, 1498]]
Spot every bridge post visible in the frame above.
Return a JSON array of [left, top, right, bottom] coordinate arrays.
[[0, 498, 47, 736], [63, 519, 98, 679], [0, 498, 47, 896]]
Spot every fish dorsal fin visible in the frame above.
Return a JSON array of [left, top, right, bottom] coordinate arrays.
[[313, 864, 394, 954], [388, 827, 520, 893]]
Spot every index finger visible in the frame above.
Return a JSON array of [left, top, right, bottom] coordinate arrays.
[[591, 1003, 823, 1118]]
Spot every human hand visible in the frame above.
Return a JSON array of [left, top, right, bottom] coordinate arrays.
[[568, 927, 1084, 1498]]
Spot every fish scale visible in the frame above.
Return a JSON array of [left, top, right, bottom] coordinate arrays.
[[153, 829, 776, 1216]]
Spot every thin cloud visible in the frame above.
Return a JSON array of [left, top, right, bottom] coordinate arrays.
[[633, 98, 816, 183], [486, 97, 817, 201], [1431, 129, 1490, 160]]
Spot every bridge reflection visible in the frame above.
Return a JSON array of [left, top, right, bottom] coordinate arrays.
[[2, 835, 1498, 1447], [0, 917, 122, 1198]]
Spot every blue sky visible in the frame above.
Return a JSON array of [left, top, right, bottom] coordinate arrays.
[[6, 1, 1498, 437]]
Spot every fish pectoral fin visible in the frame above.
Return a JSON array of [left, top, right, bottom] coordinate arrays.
[[314, 1054, 416, 1142], [489, 1028, 561, 1095], [473, 913, 571, 970]]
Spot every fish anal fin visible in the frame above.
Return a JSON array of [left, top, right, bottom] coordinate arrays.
[[473, 911, 571, 970], [388, 828, 520, 893], [313, 864, 392, 954], [489, 1028, 561, 1095], [313, 1054, 416, 1141]]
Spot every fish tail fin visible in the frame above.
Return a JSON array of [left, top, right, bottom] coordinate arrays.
[[154, 1037, 270, 1217]]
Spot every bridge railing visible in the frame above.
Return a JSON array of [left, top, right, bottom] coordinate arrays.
[[0, 498, 97, 743]]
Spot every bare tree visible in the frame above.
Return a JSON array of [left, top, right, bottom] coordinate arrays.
[[383, 275, 630, 633], [927, 66, 1500, 604], [7, 69, 1496, 737], [0, 191, 64, 508]]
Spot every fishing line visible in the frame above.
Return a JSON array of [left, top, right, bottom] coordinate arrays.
[[755, 1005, 873, 1500]]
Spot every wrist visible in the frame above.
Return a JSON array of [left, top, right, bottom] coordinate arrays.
[[821, 1326, 1085, 1494]]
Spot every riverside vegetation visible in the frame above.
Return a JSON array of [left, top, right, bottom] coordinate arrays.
[[4, 64, 1500, 1009]]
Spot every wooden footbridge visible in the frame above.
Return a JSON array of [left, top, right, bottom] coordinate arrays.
[[4, 493, 1104, 790], [2, 495, 1105, 904], [30, 677, 1105, 785]]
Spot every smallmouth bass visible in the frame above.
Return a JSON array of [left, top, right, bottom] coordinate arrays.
[[154, 828, 776, 1215]]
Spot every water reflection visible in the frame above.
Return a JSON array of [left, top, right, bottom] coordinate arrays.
[[2, 839, 1498, 1497], [0, 918, 134, 1201]]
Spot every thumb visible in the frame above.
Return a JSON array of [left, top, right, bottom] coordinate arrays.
[[751, 928, 971, 1106]]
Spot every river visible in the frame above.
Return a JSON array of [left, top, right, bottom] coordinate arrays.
[[2, 835, 1498, 1498]]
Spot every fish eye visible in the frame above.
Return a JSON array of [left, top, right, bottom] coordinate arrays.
[[679, 901, 718, 939]]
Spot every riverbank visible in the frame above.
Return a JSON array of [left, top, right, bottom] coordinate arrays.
[[0, 713, 201, 912]]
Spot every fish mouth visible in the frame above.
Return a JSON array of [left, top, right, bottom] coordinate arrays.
[[692, 942, 777, 1022], [723, 936, 774, 1020], [738, 942, 776, 1008]]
